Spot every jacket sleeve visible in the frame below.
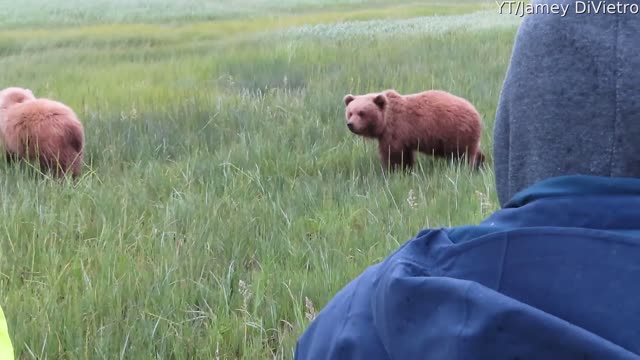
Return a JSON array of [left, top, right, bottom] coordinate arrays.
[[295, 263, 390, 360], [0, 305, 14, 360]]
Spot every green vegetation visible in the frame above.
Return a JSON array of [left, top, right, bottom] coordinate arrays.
[[0, 1, 520, 358]]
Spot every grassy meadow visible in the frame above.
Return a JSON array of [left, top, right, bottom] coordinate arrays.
[[0, 1, 522, 358]]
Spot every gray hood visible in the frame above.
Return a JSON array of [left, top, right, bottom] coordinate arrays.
[[493, 0, 640, 207]]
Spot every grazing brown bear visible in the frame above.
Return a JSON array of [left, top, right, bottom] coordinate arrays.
[[344, 89, 485, 172], [0, 87, 85, 178]]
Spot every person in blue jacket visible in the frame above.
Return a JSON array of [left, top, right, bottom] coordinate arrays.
[[295, 3, 640, 360]]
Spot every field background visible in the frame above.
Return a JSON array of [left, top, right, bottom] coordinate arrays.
[[0, 1, 521, 358]]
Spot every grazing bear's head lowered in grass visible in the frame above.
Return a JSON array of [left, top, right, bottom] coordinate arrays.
[[343, 89, 484, 172], [0, 87, 35, 110]]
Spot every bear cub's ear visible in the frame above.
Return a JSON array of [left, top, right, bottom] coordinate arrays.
[[17, 93, 30, 103], [373, 94, 386, 108], [344, 94, 355, 106]]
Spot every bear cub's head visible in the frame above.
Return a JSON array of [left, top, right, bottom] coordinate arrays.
[[343, 92, 388, 138], [0, 87, 35, 110]]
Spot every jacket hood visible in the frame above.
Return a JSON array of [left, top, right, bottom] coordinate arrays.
[[493, 0, 640, 207]]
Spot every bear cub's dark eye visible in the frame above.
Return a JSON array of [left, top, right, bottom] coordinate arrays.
[[358, 111, 364, 117]]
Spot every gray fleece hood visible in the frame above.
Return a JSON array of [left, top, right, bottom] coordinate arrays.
[[493, 0, 640, 207]]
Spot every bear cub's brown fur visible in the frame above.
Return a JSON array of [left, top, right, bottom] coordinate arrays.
[[344, 89, 485, 172], [0, 87, 85, 178]]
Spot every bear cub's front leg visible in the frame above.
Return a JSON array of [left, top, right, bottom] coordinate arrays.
[[378, 142, 414, 172]]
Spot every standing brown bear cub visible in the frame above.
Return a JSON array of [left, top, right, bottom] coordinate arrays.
[[344, 89, 485, 171], [0, 87, 85, 178]]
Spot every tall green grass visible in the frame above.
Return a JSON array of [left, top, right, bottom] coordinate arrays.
[[0, 0, 494, 29], [0, 1, 519, 358]]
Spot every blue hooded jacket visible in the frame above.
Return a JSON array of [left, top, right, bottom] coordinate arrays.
[[295, 2, 640, 359]]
